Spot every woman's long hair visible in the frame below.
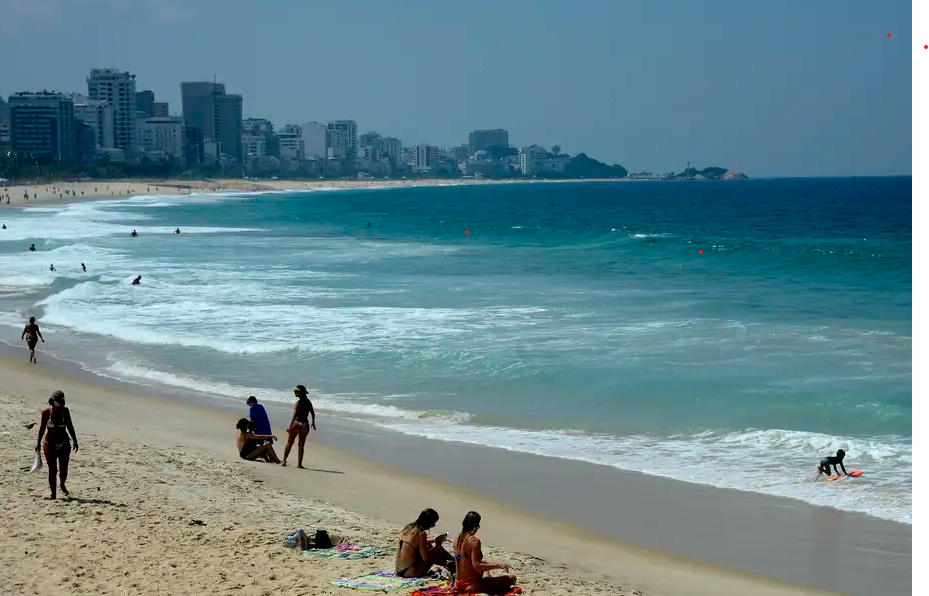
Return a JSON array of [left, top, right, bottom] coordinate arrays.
[[402, 508, 439, 535], [455, 511, 482, 553]]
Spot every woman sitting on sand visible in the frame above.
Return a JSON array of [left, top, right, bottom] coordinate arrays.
[[235, 418, 280, 462], [21, 316, 45, 364], [453, 511, 517, 595], [395, 508, 454, 578], [281, 384, 316, 468], [35, 391, 79, 500]]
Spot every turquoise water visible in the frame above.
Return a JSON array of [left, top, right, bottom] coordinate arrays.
[[0, 179, 912, 522]]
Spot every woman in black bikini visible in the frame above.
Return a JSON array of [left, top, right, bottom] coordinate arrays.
[[35, 391, 78, 500], [235, 418, 280, 462], [281, 385, 316, 468], [395, 508, 453, 578], [21, 316, 45, 364]]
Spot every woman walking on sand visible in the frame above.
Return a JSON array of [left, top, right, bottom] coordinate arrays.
[[281, 385, 316, 468], [21, 316, 44, 363], [35, 391, 79, 500]]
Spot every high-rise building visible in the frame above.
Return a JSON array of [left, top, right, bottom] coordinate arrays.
[[136, 116, 183, 156], [71, 94, 114, 149], [87, 68, 137, 152], [136, 90, 155, 117], [8, 92, 76, 162], [243, 118, 273, 135], [379, 137, 401, 166], [327, 128, 343, 158], [415, 144, 439, 169], [181, 81, 243, 161], [183, 126, 204, 168], [75, 120, 96, 163], [327, 120, 358, 158], [455, 143, 470, 162], [242, 134, 266, 158], [301, 121, 327, 159], [360, 131, 380, 147], [277, 124, 304, 160], [153, 101, 169, 117], [468, 129, 508, 156]]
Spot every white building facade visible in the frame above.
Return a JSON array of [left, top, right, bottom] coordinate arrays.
[[301, 121, 327, 159], [87, 68, 137, 152], [71, 95, 114, 149], [136, 116, 183, 156]]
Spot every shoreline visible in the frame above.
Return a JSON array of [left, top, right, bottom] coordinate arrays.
[[0, 341, 912, 596], [0, 176, 644, 208]]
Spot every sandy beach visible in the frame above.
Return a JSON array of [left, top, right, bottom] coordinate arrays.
[[0, 344, 869, 596], [0, 176, 574, 208]]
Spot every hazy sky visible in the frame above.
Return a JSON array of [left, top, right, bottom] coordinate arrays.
[[0, 0, 913, 176]]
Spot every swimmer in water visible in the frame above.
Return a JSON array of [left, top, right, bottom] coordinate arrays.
[[130, 275, 142, 285], [81, 263, 86, 273], [816, 449, 848, 478], [174, 228, 181, 234], [49, 264, 56, 272], [29, 243, 36, 252], [130, 230, 138, 238]]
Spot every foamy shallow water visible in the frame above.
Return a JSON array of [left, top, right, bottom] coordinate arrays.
[[0, 179, 912, 523]]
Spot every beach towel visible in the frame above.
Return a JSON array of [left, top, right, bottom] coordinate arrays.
[[410, 583, 522, 596], [332, 570, 428, 591], [300, 545, 392, 560]]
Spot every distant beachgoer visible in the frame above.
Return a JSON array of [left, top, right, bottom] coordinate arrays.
[[28, 243, 36, 252], [21, 316, 45, 363], [130, 275, 142, 285], [81, 263, 86, 272], [49, 264, 56, 272], [235, 418, 280, 462], [246, 396, 274, 445], [281, 385, 316, 468], [174, 228, 181, 234], [130, 229, 138, 238], [396, 508, 454, 578], [453, 512, 516, 594], [36, 390, 79, 499], [368, 222, 371, 227], [2, 224, 6, 229], [817, 449, 848, 478]]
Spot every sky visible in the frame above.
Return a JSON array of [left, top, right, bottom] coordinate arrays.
[[0, 0, 913, 177]]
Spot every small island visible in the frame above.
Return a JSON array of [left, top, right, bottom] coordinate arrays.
[[663, 166, 749, 181]]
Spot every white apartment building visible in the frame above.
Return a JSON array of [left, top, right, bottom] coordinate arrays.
[[327, 120, 357, 158], [278, 135, 304, 160], [136, 116, 183, 156], [415, 144, 439, 169], [71, 94, 114, 149], [87, 68, 137, 152], [328, 129, 344, 159], [519, 145, 550, 175], [242, 134, 267, 158], [300, 121, 327, 159]]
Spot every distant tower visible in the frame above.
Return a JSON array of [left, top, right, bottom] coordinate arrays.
[[686, 161, 691, 170]]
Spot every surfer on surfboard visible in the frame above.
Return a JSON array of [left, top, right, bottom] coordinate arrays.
[[816, 449, 848, 478]]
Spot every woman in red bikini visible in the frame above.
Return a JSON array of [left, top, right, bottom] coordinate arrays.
[[281, 384, 316, 468], [35, 390, 79, 500], [453, 511, 517, 594]]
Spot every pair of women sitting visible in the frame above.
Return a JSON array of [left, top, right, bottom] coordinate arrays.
[[395, 508, 516, 594]]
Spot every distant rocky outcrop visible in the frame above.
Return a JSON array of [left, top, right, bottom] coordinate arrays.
[[666, 167, 748, 180], [564, 153, 628, 178]]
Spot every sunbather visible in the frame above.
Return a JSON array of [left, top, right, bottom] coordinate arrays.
[[235, 418, 280, 462], [453, 511, 516, 595], [395, 508, 454, 578]]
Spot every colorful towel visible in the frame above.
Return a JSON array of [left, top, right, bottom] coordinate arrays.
[[332, 570, 428, 591], [300, 545, 392, 560], [410, 583, 522, 596]]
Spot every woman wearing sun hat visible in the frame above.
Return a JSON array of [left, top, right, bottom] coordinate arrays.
[[281, 384, 316, 468]]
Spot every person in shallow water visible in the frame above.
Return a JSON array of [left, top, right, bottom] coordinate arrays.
[[395, 508, 454, 578], [49, 264, 56, 272], [817, 449, 848, 478], [281, 385, 316, 468], [28, 243, 36, 252], [36, 391, 79, 499], [130, 229, 138, 237], [130, 275, 142, 285], [81, 263, 86, 272], [21, 316, 45, 363], [174, 228, 181, 234]]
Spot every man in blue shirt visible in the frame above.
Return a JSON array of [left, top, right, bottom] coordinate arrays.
[[246, 396, 274, 445]]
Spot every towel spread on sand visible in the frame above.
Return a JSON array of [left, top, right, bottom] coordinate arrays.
[[300, 545, 392, 560], [331, 570, 428, 591], [410, 584, 523, 595]]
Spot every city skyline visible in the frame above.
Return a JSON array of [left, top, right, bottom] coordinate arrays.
[[0, 0, 913, 177]]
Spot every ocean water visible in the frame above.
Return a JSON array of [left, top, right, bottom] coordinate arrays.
[[0, 179, 912, 523]]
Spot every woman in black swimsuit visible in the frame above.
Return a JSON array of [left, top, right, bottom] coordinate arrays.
[[281, 384, 316, 468], [35, 390, 78, 500], [235, 418, 280, 462], [395, 508, 453, 578]]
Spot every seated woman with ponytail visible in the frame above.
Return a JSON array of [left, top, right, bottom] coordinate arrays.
[[453, 511, 517, 595], [395, 508, 454, 578]]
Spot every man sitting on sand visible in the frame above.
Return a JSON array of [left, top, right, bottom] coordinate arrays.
[[235, 418, 280, 462]]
